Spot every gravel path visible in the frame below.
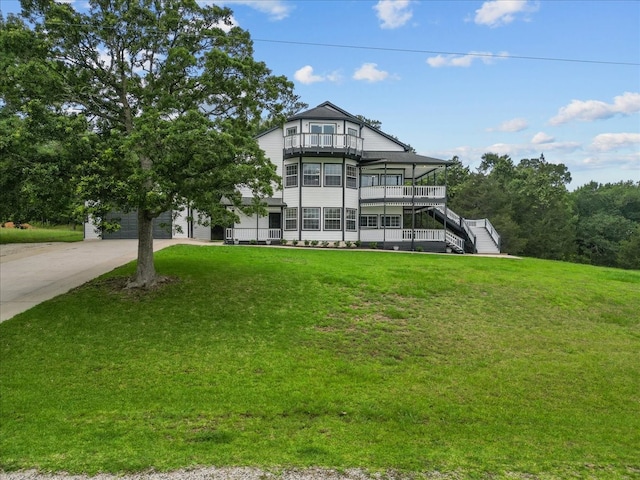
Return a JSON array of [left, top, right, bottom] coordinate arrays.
[[0, 468, 462, 480]]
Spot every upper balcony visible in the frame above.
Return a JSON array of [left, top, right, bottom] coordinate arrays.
[[284, 133, 364, 159], [360, 185, 446, 206]]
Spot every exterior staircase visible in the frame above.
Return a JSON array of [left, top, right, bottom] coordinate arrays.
[[468, 220, 501, 254], [428, 206, 501, 254]]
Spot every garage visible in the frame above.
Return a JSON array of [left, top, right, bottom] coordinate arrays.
[[102, 211, 173, 239]]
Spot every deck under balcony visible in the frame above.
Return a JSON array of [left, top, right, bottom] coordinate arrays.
[[359, 185, 446, 206], [284, 133, 364, 159]]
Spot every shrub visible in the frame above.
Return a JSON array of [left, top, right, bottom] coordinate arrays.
[[321, 241, 329, 247], [369, 242, 378, 249], [310, 240, 319, 246]]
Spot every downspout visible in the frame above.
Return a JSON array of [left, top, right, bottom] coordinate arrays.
[[383, 163, 387, 250], [357, 164, 362, 245], [443, 165, 448, 252], [299, 155, 303, 242], [411, 164, 416, 251], [342, 156, 346, 242]]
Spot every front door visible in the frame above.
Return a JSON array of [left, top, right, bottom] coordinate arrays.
[[269, 213, 282, 229]]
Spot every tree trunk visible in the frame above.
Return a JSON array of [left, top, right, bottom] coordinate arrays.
[[128, 209, 157, 288]]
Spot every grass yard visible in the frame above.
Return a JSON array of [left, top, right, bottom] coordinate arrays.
[[0, 225, 83, 244], [1, 246, 639, 478]]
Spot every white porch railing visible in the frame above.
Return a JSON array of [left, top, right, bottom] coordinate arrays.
[[284, 133, 364, 155], [360, 185, 446, 200], [226, 228, 282, 242], [360, 229, 445, 243]]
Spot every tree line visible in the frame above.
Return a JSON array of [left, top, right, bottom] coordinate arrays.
[[443, 153, 639, 270]]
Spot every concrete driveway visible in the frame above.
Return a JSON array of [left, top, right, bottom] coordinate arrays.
[[0, 239, 198, 323]]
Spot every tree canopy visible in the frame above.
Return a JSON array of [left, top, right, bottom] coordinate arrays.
[[1, 0, 303, 287]]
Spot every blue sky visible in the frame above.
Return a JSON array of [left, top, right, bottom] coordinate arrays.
[[2, 0, 639, 189]]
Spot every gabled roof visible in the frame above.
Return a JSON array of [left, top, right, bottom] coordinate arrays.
[[287, 101, 360, 122], [287, 101, 412, 151]]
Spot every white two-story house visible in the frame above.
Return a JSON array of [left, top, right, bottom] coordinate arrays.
[[225, 101, 500, 254]]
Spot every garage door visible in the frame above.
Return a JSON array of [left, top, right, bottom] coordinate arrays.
[[103, 211, 173, 239]]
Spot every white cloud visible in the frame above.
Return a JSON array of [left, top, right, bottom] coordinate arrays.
[[373, 0, 413, 29], [474, 0, 539, 27], [581, 151, 640, 170], [591, 133, 640, 152], [219, 1, 292, 20], [426, 51, 508, 68], [549, 92, 640, 125], [294, 65, 324, 85], [294, 65, 341, 85], [488, 118, 529, 132], [532, 132, 555, 144], [353, 63, 390, 82]]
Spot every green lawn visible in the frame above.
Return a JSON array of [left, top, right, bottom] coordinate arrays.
[[1, 246, 639, 478], [0, 225, 83, 244]]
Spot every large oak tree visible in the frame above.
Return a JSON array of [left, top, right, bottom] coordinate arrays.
[[1, 0, 302, 287]]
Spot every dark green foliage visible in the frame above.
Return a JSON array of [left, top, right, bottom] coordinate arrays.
[[450, 153, 576, 260], [1, 1, 301, 285], [572, 181, 640, 269]]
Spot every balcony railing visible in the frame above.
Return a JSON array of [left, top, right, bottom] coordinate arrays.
[[361, 228, 465, 251], [360, 185, 446, 200], [361, 229, 445, 242], [226, 228, 281, 242], [284, 133, 364, 157]]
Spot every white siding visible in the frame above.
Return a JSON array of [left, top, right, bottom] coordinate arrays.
[[259, 128, 284, 176], [172, 208, 189, 239], [84, 215, 101, 240], [361, 125, 405, 151], [192, 223, 210, 241], [241, 128, 284, 199]]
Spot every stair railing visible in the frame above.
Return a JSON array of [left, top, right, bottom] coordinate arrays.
[[484, 218, 501, 249], [432, 206, 477, 249]]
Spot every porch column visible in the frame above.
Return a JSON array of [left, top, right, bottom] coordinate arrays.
[[411, 164, 416, 251], [443, 165, 448, 252], [382, 163, 387, 250], [298, 156, 302, 241]]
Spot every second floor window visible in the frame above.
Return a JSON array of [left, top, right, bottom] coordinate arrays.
[[346, 208, 357, 231], [285, 163, 298, 188], [324, 164, 342, 187], [361, 174, 379, 187], [346, 165, 357, 189], [303, 163, 321, 186]]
